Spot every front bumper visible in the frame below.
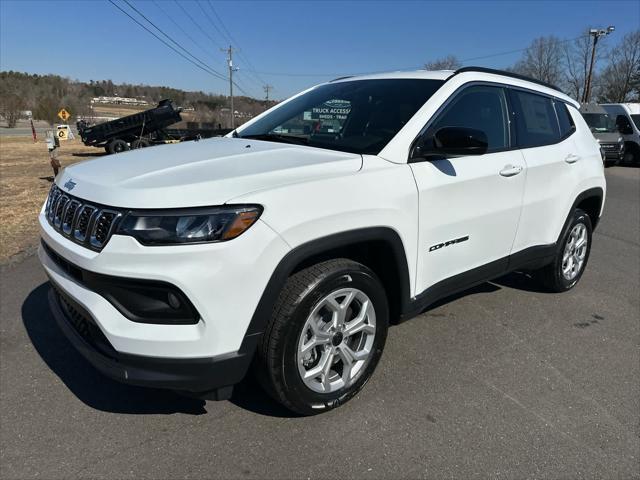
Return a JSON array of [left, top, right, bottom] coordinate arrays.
[[47, 283, 252, 397], [39, 211, 290, 359], [600, 144, 624, 162]]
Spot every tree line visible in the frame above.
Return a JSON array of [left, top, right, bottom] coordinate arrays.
[[0, 71, 275, 128], [425, 29, 639, 103]]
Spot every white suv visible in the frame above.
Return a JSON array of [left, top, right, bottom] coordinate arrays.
[[39, 67, 605, 415]]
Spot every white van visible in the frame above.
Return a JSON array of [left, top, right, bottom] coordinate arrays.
[[601, 103, 640, 164]]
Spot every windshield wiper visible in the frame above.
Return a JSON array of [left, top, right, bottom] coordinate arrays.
[[239, 133, 309, 146]]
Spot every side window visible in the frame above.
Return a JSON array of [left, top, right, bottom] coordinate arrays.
[[511, 90, 560, 148], [555, 102, 576, 139], [428, 85, 510, 152], [615, 114, 633, 134]]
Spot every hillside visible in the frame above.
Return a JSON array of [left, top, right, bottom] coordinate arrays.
[[0, 71, 276, 127]]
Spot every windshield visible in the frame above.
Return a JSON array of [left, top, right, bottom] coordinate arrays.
[[237, 79, 445, 155], [582, 113, 617, 133], [631, 114, 640, 130]]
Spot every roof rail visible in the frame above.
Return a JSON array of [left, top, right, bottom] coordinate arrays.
[[453, 66, 562, 93], [330, 75, 355, 82]]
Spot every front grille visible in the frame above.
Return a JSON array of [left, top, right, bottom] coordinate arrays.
[[44, 185, 122, 251], [600, 143, 621, 152]]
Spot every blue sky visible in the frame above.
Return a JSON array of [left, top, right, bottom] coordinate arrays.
[[1, 1, 638, 99]]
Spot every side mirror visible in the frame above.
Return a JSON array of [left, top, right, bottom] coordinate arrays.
[[618, 124, 633, 135], [413, 126, 489, 159], [616, 116, 633, 135]]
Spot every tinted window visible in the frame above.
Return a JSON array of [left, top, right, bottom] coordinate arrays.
[[238, 79, 444, 155], [555, 102, 576, 138], [427, 85, 510, 152], [616, 114, 633, 133], [511, 90, 560, 148]]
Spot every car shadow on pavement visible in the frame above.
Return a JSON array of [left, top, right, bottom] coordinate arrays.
[[492, 271, 551, 293], [22, 283, 208, 415], [21, 274, 545, 418], [229, 377, 298, 418]]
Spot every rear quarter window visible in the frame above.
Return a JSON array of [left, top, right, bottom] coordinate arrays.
[[511, 90, 561, 148], [555, 102, 576, 139]]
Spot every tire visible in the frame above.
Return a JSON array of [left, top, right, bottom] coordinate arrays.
[[255, 259, 389, 415], [107, 139, 129, 154], [538, 208, 592, 292], [131, 138, 150, 149], [623, 142, 640, 165]]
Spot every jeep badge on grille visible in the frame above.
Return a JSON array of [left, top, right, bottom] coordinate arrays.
[[64, 179, 77, 191]]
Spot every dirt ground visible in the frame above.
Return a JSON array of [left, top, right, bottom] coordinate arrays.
[[0, 136, 101, 262]]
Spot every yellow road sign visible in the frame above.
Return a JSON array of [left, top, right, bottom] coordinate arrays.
[[57, 108, 70, 122]]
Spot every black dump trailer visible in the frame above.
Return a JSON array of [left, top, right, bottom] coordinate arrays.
[[77, 99, 183, 154]]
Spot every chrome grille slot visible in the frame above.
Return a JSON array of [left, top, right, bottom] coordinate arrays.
[[74, 206, 97, 243], [62, 200, 81, 235], [53, 195, 69, 228], [48, 188, 62, 222], [90, 210, 120, 249], [43, 184, 123, 251]]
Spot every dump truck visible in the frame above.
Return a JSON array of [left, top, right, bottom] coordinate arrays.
[[77, 99, 186, 154]]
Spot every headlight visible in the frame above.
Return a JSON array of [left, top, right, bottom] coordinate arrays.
[[618, 137, 623, 143], [117, 205, 262, 245]]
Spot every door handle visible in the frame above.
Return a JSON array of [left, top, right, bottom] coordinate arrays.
[[565, 154, 580, 164], [499, 164, 523, 177]]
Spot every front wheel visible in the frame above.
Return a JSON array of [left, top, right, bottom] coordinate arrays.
[[538, 208, 593, 292], [106, 139, 129, 154], [256, 259, 389, 415]]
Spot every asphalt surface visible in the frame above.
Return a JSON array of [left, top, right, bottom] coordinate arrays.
[[1, 167, 638, 479]]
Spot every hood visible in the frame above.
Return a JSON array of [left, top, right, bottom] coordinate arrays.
[[593, 132, 623, 143], [57, 138, 362, 208]]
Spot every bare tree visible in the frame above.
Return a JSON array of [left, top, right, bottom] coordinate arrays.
[[598, 30, 640, 102], [563, 31, 607, 101], [512, 36, 564, 86], [33, 95, 61, 126], [0, 93, 25, 128], [424, 55, 461, 70]]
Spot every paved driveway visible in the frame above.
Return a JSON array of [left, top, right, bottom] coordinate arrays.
[[1, 167, 638, 479]]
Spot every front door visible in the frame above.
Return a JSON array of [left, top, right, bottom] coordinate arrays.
[[410, 84, 526, 295]]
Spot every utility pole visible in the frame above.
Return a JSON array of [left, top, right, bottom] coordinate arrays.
[[263, 84, 274, 102], [221, 45, 238, 128], [583, 26, 615, 103]]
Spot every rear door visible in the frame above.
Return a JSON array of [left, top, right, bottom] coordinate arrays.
[[410, 84, 526, 294], [508, 89, 578, 253]]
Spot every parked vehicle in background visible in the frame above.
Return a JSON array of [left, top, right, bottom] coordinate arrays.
[[39, 67, 605, 415], [77, 100, 231, 154], [580, 103, 624, 166], [77, 100, 183, 154], [600, 103, 640, 164]]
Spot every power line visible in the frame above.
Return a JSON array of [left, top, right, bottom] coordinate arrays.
[[151, 0, 213, 60], [242, 33, 593, 79], [196, 1, 230, 49], [121, 0, 227, 81], [193, 0, 265, 96], [205, 1, 269, 88], [107, 0, 227, 82], [173, 0, 224, 51], [459, 34, 589, 64]]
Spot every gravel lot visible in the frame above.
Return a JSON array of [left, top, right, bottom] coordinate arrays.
[[0, 167, 638, 480]]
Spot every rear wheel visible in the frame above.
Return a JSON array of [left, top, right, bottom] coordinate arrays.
[[107, 139, 129, 154], [538, 208, 592, 292], [256, 259, 388, 415]]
